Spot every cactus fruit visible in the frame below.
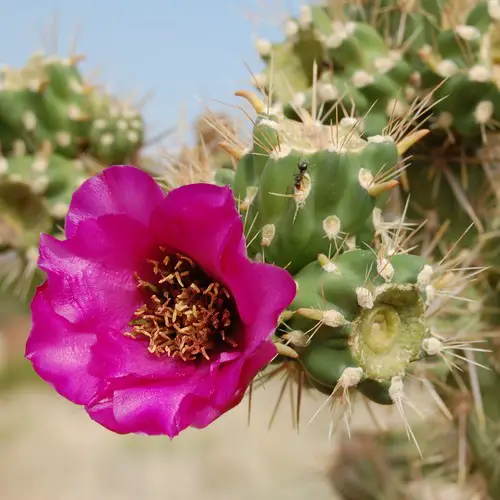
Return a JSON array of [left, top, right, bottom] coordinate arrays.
[[0, 51, 146, 296]]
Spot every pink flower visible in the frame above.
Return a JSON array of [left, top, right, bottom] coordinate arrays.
[[25, 166, 296, 437]]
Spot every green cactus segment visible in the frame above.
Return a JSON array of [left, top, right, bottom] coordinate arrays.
[[255, 5, 414, 135], [231, 112, 402, 273], [0, 50, 146, 297], [0, 54, 144, 163], [87, 93, 144, 165], [284, 249, 431, 404], [232, 112, 280, 200], [0, 180, 52, 250], [254, 1, 500, 140], [1, 148, 85, 220], [213, 167, 235, 187], [417, 26, 500, 140]]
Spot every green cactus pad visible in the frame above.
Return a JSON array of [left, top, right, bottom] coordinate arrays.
[[281, 249, 432, 404]]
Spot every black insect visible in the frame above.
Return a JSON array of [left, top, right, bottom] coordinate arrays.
[[294, 160, 309, 189]]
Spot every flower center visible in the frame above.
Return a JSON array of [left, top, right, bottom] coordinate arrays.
[[127, 251, 237, 362]]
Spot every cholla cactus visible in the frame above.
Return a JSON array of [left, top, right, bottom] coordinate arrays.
[[10, 6, 500, 497], [0, 51, 146, 296], [328, 422, 485, 500], [253, 0, 500, 256], [207, 89, 483, 442], [238, 0, 500, 490]]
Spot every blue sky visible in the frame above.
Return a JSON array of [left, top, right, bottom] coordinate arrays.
[[1, 0, 300, 150]]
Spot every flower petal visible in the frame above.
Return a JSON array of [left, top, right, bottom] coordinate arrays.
[[65, 166, 166, 238], [86, 342, 272, 438], [26, 285, 100, 405], [194, 341, 276, 420], [38, 215, 157, 329], [150, 183, 246, 283], [89, 331, 197, 383], [87, 369, 213, 437], [225, 259, 297, 350]]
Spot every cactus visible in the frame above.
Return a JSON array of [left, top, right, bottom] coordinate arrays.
[[208, 88, 482, 429], [252, 0, 500, 257], [222, 0, 500, 491], [226, 92, 412, 273], [254, 4, 415, 136], [328, 423, 463, 500], [2, 2, 499, 495], [287, 250, 433, 406], [0, 50, 147, 297], [0, 53, 144, 161]]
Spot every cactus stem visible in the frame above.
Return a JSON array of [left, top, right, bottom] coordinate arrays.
[[396, 129, 430, 155], [218, 141, 243, 161], [367, 180, 399, 197], [234, 90, 265, 114]]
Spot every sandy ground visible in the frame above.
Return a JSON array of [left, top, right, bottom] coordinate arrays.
[[1, 379, 341, 500]]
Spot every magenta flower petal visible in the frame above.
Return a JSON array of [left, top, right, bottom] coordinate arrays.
[[200, 341, 277, 415], [38, 215, 157, 329], [90, 331, 196, 383], [89, 341, 276, 437], [26, 285, 100, 405], [150, 183, 246, 281], [65, 165, 166, 238], [26, 166, 296, 437]]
